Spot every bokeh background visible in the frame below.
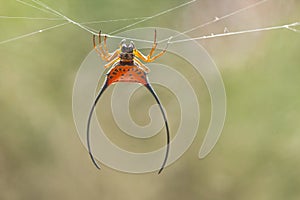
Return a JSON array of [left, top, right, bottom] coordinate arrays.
[[1, 0, 300, 199]]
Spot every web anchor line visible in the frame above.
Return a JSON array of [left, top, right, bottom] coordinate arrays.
[[167, 22, 300, 44], [16, 0, 60, 17], [0, 16, 64, 20], [31, 0, 97, 35], [0, 22, 70, 45], [167, 0, 269, 41]]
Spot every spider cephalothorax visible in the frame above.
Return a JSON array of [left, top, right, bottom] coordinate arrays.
[[119, 39, 135, 62], [87, 30, 170, 174]]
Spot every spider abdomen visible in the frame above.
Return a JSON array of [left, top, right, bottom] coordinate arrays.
[[106, 64, 148, 86]]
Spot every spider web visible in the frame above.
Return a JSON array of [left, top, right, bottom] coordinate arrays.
[[0, 0, 299, 45]]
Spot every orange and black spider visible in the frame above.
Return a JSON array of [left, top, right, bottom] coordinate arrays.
[[87, 30, 170, 174]]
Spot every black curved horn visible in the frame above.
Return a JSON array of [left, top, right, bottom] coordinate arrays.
[[144, 83, 170, 174], [86, 81, 108, 170]]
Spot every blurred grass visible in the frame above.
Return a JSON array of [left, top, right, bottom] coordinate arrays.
[[1, 0, 300, 199]]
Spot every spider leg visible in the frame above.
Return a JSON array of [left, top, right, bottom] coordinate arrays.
[[93, 31, 119, 62], [93, 31, 107, 60], [134, 30, 170, 63], [134, 58, 150, 73], [148, 29, 158, 58], [86, 80, 109, 170], [103, 35, 110, 57], [104, 57, 120, 69], [144, 83, 170, 174], [97, 31, 111, 58]]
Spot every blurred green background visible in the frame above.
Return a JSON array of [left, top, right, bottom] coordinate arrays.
[[1, 0, 300, 199]]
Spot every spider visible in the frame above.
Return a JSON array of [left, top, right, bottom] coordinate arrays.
[[87, 30, 170, 174]]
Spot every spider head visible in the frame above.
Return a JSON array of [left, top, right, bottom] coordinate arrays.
[[120, 39, 135, 53]]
